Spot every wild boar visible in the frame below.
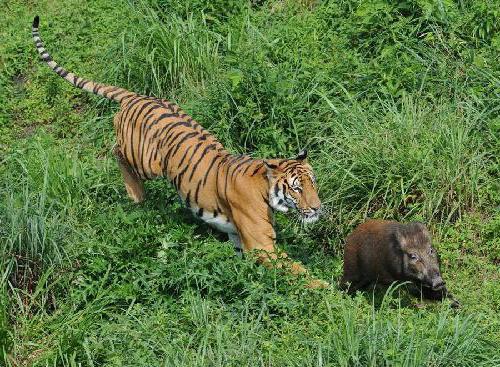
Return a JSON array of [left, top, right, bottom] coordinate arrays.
[[340, 219, 459, 307]]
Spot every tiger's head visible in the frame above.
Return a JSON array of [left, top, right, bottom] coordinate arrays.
[[265, 150, 321, 223]]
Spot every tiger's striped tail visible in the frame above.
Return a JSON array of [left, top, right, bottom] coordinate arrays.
[[32, 16, 134, 103]]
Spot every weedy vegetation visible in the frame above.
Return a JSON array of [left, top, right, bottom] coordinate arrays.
[[0, 0, 499, 366]]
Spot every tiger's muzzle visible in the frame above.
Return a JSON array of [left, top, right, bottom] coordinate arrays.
[[300, 206, 321, 224]]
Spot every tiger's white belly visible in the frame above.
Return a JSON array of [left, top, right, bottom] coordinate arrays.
[[189, 206, 237, 234]]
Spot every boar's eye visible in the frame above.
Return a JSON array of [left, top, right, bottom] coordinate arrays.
[[409, 253, 419, 261]]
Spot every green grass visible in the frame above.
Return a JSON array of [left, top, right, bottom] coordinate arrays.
[[0, 0, 499, 365]]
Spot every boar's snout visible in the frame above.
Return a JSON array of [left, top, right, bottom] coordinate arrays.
[[431, 276, 445, 291]]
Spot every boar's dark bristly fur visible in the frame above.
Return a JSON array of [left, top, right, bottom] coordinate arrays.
[[340, 219, 459, 307]]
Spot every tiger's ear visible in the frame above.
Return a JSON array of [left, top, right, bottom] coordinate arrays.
[[295, 149, 308, 161], [263, 161, 283, 179]]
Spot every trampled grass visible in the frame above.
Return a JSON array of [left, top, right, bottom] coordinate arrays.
[[0, 0, 499, 365]]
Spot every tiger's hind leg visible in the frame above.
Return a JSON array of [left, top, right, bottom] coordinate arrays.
[[113, 146, 145, 203]]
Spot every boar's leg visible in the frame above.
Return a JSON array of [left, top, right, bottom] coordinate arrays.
[[421, 287, 460, 308], [340, 276, 370, 294], [421, 287, 446, 300], [409, 284, 460, 308]]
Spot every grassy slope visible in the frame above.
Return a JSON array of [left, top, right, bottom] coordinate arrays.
[[0, 0, 499, 366]]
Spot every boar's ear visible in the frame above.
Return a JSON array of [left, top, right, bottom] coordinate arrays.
[[394, 228, 409, 251], [410, 221, 432, 245], [413, 222, 427, 230], [414, 221, 431, 237]]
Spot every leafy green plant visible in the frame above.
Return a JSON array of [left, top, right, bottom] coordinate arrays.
[[0, 0, 499, 365]]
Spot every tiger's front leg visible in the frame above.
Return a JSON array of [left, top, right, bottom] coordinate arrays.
[[231, 209, 329, 289], [228, 233, 243, 257]]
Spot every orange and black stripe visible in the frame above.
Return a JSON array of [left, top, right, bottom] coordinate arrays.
[[32, 15, 135, 103]]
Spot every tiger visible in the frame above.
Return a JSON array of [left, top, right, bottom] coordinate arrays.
[[32, 16, 328, 288]]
